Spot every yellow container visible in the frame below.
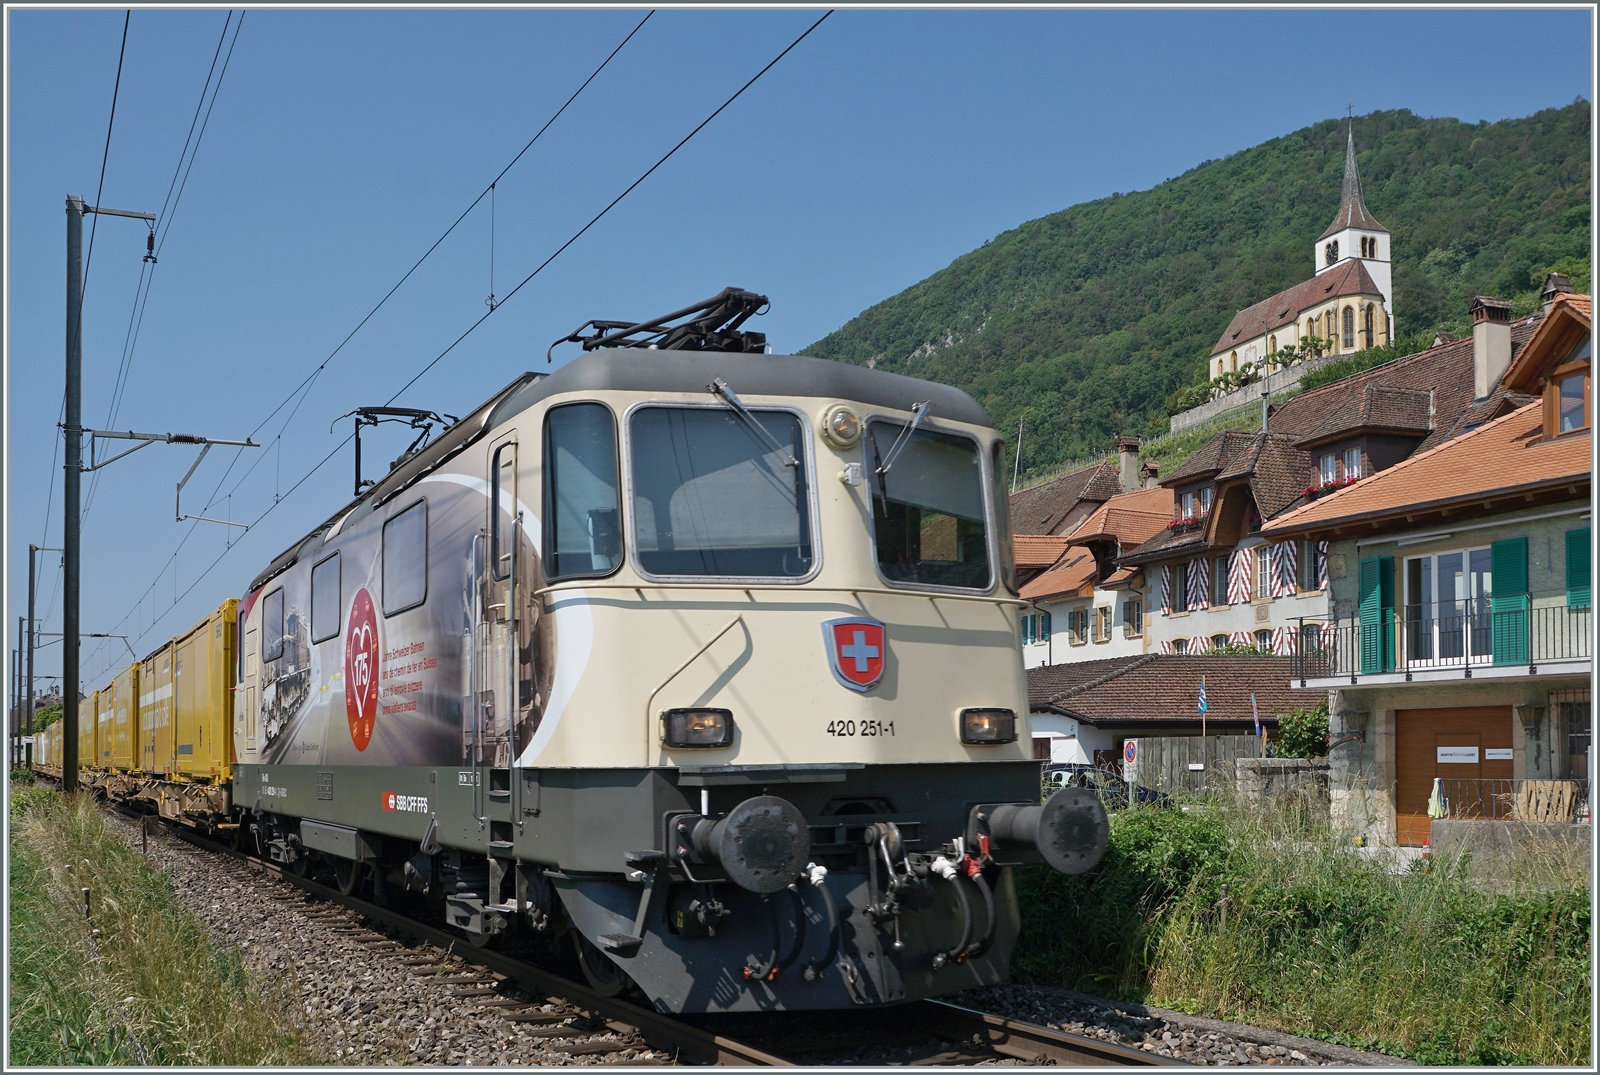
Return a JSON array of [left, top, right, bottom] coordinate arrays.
[[111, 664, 139, 770], [140, 645, 175, 776], [80, 690, 98, 770], [173, 599, 237, 783], [97, 684, 116, 767]]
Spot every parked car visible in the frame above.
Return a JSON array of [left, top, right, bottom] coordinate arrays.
[[1043, 764, 1170, 809]]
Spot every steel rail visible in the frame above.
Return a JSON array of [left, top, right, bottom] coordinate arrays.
[[93, 794, 1170, 1067], [912, 999, 1188, 1066], [157, 821, 789, 1066]]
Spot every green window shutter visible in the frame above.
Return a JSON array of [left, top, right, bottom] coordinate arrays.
[[1040, 611, 1051, 641], [1566, 528, 1591, 610], [1359, 556, 1394, 674], [1491, 537, 1529, 666]]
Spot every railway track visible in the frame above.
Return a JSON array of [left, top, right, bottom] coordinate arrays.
[[111, 800, 1177, 1066]]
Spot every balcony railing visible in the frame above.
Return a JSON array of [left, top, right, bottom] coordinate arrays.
[[1435, 777, 1590, 824], [1296, 598, 1590, 682]]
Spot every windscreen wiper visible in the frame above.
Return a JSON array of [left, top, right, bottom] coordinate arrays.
[[709, 378, 798, 468], [875, 401, 931, 477]]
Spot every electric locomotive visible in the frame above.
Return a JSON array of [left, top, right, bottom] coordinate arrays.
[[230, 288, 1109, 1013]]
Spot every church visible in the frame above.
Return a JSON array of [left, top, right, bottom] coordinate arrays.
[[1209, 124, 1393, 381]]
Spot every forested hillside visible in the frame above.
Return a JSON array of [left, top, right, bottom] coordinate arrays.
[[803, 102, 1590, 479]]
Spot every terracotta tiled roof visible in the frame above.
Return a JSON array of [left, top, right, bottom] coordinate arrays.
[[1009, 459, 1123, 535], [1013, 535, 1073, 569], [1263, 402, 1591, 539], [1019, 547, 1097, 602], [1163, 430, 1253, 486], [1268, 313, 1543, 455], [1125, 432, 1311, 565], [1068, 486, 1174, 547], [1210, 260, 1384, 357], [1030, 655, 1320, 727], [1292, 384, 1434, 448], [1318, 127, 1388, 240]]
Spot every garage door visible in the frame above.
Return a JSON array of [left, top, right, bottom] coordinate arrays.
[[1395, 706, 1514, 845]]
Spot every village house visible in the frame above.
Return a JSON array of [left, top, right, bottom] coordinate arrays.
[[1117, 290, 1548, 664], [1263, 291, 1591, 847], [1018, 483, 1172, 669], [1027, 654, 1321, 770], [1007, 437, 1152, 537], [1208, 125, 1392, 382]]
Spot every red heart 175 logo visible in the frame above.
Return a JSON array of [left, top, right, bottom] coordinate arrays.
[[345, 587, 380, 751]]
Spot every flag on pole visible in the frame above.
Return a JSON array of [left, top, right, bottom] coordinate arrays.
[[1197, 677, 1208, 715], [1251, 692, 1261, 737]]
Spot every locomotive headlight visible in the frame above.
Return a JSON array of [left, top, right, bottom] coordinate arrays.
[[960, 707, 1017, 745], [819, 404, 861, 449], [662, 708, 735, 749]]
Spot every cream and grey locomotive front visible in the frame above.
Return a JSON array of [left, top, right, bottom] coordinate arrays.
[[233, 290, 1108, 1012]]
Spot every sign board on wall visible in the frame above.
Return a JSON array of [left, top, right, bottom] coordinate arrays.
[[1437, 746, 1480, 764], [1485, 748, 1514, 761]]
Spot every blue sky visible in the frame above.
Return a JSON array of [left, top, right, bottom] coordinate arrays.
[[6, 6, 1592, 691]]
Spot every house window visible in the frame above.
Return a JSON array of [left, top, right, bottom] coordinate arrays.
[[1073, 608, 1090, 643], [1180, 490, 1195, 519], [1342, 306, 1355, 350], [1254, 546, 1272, 601], [1213, 555, 1230, 605], [1342, 447, 1361, 481], [1211, 633, 1230, 651], [1172, 562, 1190, 612], [1173, 638, 1189, 655], [1559, 372, 1588, 433], [1199, 487, 1214, 516], [1095, 607, 1111, 642], [1126, 599, 1144, 637], [1301, 540, 1323, 592], [1319, 453, 1338, 485], [1022, 611, 1051, 645], [1255, 629, 1272, 650], [1268, 334, 1277, 357], [1033, 736, 1053, 761], [1363, 304, 1375, 348], [1301, 622, 1323, 653], [1404, 547, 1494, 664], [1231, 351, 1238, 372]]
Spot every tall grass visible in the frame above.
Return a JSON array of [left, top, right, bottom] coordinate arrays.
[[7, 782, 317, 1065], [1012, 795, 1591, 1065]]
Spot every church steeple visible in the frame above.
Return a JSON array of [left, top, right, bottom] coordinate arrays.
[[1320, 122, 1387, 240]]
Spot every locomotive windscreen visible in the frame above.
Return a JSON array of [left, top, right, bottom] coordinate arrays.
[[629, 406, 812, 578], [867, 421, 991, 590]]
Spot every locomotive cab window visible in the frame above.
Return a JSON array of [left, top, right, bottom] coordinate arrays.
[[544, 402, 622, 580], [383, 500, 428, 615], [311, 552, 341, 643], [629, 405, 812, 579], [867, 420, 991, 591], [262, 588, 285, 661]]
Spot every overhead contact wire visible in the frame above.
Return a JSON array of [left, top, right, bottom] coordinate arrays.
[[386, 9, 833, 404]]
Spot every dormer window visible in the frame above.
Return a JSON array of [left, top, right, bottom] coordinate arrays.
[[1200, 487, 1213, 515], [1558, 371, 1588, 432], [1319, 453, 1338, 485], [1181, 491, 1195, 518], [1342, 446, 1362, 480]]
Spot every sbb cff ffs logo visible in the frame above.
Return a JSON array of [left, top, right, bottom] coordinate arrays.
[[344, 587, 380, 751], [382, 792, 429, 813], [822, 617, 886, 692]]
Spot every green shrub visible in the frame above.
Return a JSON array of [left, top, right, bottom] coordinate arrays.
[[1009, 796, 1591, 1065], [1276, 701, 1330, 758]]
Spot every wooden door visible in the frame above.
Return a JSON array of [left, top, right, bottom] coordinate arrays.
[[1395, 706, 1513, 845]]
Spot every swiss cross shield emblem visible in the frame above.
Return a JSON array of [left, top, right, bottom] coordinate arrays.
[[822, 617, 887, 692]]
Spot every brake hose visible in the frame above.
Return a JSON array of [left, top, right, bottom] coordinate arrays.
[[742, 897, 781, 982], [802, 863, 839, 982], [773, 884, 808, 976], [931, 856, 973, 969], [965, 864, 997, 959]]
